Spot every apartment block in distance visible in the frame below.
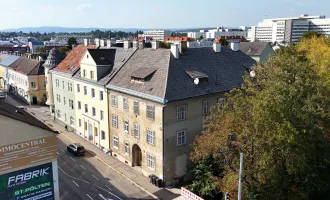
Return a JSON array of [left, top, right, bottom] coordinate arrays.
[[142, 30, 172, 41], [106, 40, 255, 186], [248, 14, 330, 43]]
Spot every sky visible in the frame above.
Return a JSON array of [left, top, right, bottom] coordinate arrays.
[[1, 0, 330, 30]]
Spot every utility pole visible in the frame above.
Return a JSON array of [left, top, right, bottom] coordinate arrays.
[[238, 153, 243, 200]]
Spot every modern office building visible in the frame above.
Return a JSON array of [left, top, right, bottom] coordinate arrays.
[[142, 30, 172, 41], [187, 26, 249, 39], [248, 14, 330, 43]]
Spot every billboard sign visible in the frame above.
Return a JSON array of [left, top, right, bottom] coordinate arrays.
[[0, 136, 57, 173], [0, 162, 54, 200]]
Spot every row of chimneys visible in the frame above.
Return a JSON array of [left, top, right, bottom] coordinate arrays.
[[170, 41, 240, 59]]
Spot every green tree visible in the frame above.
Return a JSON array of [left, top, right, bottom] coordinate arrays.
[[35, 46, 47, 53], [59, 47, 70, 59], [299, 31, 322, 41], [67, 37, 77, 48], [198, 35, 204, 40], [219, 38, 228, 45], [191, 44, 330, 200]]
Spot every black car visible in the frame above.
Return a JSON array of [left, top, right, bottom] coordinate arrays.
[[67, 143, 85, 156]]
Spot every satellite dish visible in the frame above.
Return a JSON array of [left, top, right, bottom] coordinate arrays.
[[250, 70, 256, 78], [194, 78, 199, 85]]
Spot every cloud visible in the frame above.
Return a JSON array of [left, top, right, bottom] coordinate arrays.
[[76, 4, 92, 11]]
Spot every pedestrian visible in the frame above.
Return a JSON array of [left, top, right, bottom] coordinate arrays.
[[65, 125, 68, 131]]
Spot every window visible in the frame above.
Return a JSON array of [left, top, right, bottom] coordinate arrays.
[[84, 86, 87, 95], [113, 136, 119, 149], [133, 101, 139, 115], [147, 154, 155, 170], [99, 91, 103, 101], [91, 88, 95, 98], [56, 94, 59, 103], [124, 120, 129, 133], [83, 69, 86, 77], [77, 84, 80, 93], [147, 129, 155, 145], [69, 99, 74, 109], [203, 101, 210, 115], [78, 101, 81, 110], [100, 110, 104, 120], [64, 113, 67, 122], [55, 79, 59, 88], [124, 142, 129, 155], [44, 80, 46, 87], [112, 115, 118, 128], [134, 124, 140, 138], [90, 71, 94, 79], [92, 107, 96, 116], [79, 119, 81, 127], [85, 104, 88, 113], [58, 95, 61, 103], [101, 131, 105, 140], [57, 110, 61, 119], [70, 116, 74, 125], [111, 95, 117, 107], [177, 130, 187, 146], [146, 105, 155, 120], [63, 97, 66, 105], [177, 105, 187, 121], [62, 81, 64, 89], [68, 83, 73, 92], [30, 81, 36, 88], [123, 97, 129, 111]]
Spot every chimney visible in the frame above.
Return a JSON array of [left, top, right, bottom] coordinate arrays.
[[100, 39, 105, 47], [213, 41, 221, 53], [230, 42, 239, 52], [124, 40, 130, 49], [133, 40, 138, 49], [179, 41, 187, 54], [107, 39, 112, 48], [171, 44, 179, 59], [138, 40, 145, 49], [95, 38, 100, 48], [151, 41, 160, 49], [83, 38, 89, 46]]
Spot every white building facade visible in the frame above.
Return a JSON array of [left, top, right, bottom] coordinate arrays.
[[142, 30, 171, 41], [188, 26, 249, 39], [248, 14, 330, 43]]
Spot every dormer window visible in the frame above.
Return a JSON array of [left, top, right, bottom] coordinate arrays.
[[90, 71, 94, 79], [130, 68, 157, 83], [184, 69, 209, 84]]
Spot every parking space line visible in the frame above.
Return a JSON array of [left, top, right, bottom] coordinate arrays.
[[92, 175, 99, 180], [86, 194, 93, 200], [80, 165, 86, 170], [70, 157, 76, 162], [72, 180, 79, 187]]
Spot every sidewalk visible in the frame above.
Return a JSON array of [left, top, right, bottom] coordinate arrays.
[[26, 106, 181, 200]]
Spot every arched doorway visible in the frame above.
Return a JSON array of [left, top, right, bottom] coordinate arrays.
[[132, 144, 142, 167]]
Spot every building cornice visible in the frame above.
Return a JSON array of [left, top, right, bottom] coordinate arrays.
[[106, 84, 167, 104]]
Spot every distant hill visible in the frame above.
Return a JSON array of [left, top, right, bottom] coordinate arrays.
[[1, 26, 218, 33], [1, 26, 149, 33]]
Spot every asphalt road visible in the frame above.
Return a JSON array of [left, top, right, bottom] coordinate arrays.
[[57, 134, 152, 200]]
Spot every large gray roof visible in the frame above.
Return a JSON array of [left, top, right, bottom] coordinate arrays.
[[0, 55, 20, 67], [238, 42, 271, 56], [73, 48, 136, 86], [107, 46, 256, 102], [9, 57, 44, 75]]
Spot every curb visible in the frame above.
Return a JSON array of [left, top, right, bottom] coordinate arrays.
[[61, 132, 159, 200]]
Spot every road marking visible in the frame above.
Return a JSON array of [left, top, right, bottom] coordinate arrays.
[[86, 194, 93, 200], [80, 165, 86, 170], [58, 166, 90, 184], [104, 185, 112, 191], [72, 180, 79, 187], [60, 132, 157, 199], [99, 194, 113, 200], [93, 185, 122, 200], [92, 175, 99, 180], [70, 157, 76, 162], [56, 152, 59, 155], [60, 149, 64, 153]]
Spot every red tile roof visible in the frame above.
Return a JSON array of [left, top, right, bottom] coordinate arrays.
[[53, 45, 95, 74], [216, 36, 247, 41], [164, 37, 191, 42]]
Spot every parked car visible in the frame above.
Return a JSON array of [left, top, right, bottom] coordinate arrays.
[[67, 143, 85, 156], [0, 91, 6, 100]]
